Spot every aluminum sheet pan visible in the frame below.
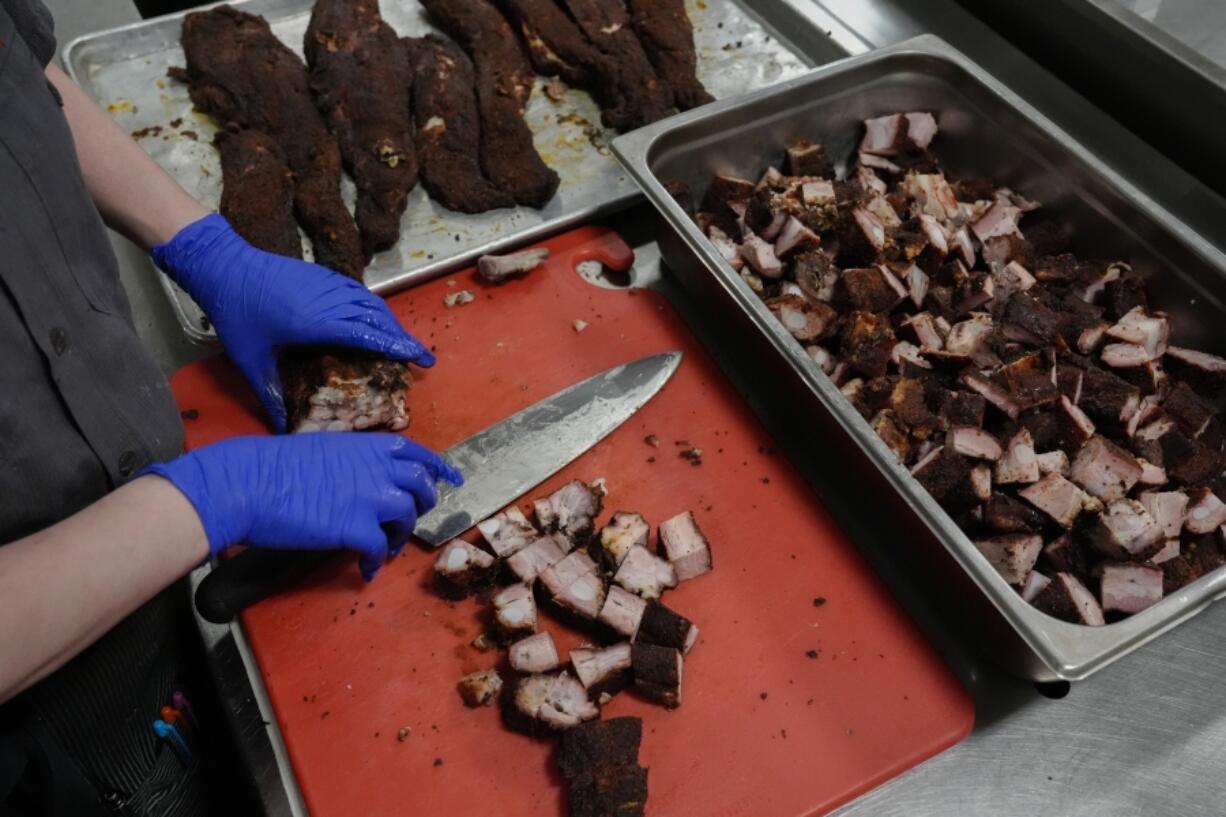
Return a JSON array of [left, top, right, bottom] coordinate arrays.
[[63, 0, 817, 341], [613, 34, 1226, 681]]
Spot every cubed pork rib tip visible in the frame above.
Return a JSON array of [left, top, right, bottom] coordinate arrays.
[[973, 534, 1042, 585], [558, 717, 648, 817], [506, 534, 568, 584], [508, 672, 600, 732], [509, 631, 562, 674], [477, 247, 549, 283], [636, 601, 699, 655], [1099, 563, 1164, 615], [1032, 572, 1106, 626], [434, 539, 496, 599], [1184, 488, 1226, 534], [493, 582, 538, 640], [631, 643, 683, 708], [570, 642, 633, 697], [281, 350, 410, 433], [477, 506, 539, 557], [457, 668, 503, 707], [598, 585, 648, 640], [1070, 435, 1142, 502], [1019, 473, 1094, 529], [597, 511, 650, 570], [535, 480, 604, 546], [614, 545, 678, 600], [542, 550, 607, 619], [657, 511, 713, 582], [1089, 499, 1165, 561]]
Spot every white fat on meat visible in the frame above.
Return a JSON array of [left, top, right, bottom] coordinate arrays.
[[906, 312, 943, 351], [1184, 489, 1226, 534], [947, 427, 1003, 461], [506, 535, 568, 584], [945, 314, 994, 358], [951, 226, 977, 267], [860, 113, 906, 155], [1148, 539, 1181, 565], [1099, 564, 1164, 615], [879, 265, 910, 302], [514, 672, 599, 730], [891, 341, 932, 370], [853, 207, 888, 252], [493, 583, 538, 634], [1106, 307, 1169, 360], [905, 112, 938, 148], [806, 345, 837, 374], [974, 533, 1042, 585], [971, 200, 1023, 242], [970, 464, 993, 502], [570, 643, 632, 690], [995, 429, 1040, 484], [614, 545, 678, 600], [1101, 343, 1153, 369], [1021, 571, 1052, 604], [1166, 345, 1226, 375], [1060, 395, 1097, 440], [1090, 499, 1165, 560], [658, 510, 714, 582], [1070, 436, 1143, 502], [598, 585, 648, 639], [539, 480, 602, 542], [477, 506, 538, 558], [435, 539, 495, 576], [865, 196, 902, 228], [541, 551, 606, 619], [773, 216, 821, 257], [509, 632, 562, 674], [859, 152, 901, 173], [802, 178, 836, 205], [1036, 450, 1070, 476], [1135, 459, 1167, 487], [1077, 323, 1109, 354], [598, 512, 649, 568], [1138, 491, 1188, 539], [477, 247, 549, 283], [900, 173, 960, 222], [993, 261, 1036, 297], [855, 165, 887, 196], [738, 235, 784, 279], [962, 373, 1022, 421], [1019, 473, 1091, 528], [706, 226, 744, 271], [917, 213, 949, 256], [1035, 572, 1106, 626], [906, 265, 930, 310], [767, 295, 833, 343]]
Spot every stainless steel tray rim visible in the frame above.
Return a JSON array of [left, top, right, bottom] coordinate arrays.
[[613, 34, 1226, 681]]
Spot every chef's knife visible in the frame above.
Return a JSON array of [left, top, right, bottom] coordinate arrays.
[[194, 351, 682, 624]]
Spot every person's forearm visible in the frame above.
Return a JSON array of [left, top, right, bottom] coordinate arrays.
[[46, 64, 208, 250], [0, 476, 209, 703]]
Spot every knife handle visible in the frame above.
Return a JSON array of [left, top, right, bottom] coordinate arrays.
[[195, 549, 333, 624]]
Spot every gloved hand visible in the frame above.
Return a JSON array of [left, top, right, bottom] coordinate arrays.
[[152, 214, 433, 432], [143, 433, 463, 580]]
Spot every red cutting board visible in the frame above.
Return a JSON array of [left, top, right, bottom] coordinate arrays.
[[172, 226, 972, 817]]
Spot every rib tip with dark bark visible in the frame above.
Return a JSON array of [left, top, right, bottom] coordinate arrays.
[[626, 0, 714, 111]]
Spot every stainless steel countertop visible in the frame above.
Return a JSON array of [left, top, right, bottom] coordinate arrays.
[[47, 0, 1226, 814]]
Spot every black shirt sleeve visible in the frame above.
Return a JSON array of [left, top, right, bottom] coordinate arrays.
[[1, 0, 55, 67]]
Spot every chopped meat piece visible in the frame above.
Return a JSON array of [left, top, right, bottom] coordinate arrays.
[[806, 345, 837, 374], [900, 173, 960, 222], [701, 175, 755, 213], [493, 582, 538, 640], [457, 668, 503, 707], [1148, 539, 1180, 565], [993, 352, 1059, 411], [305, 0, 417, 256], [1000, 294, 1064, 345], [597, 511, 650, 570], [433, 539, 496, 599], [840, 267, 901, 313], [657, 510, 713, 582], [614, 545, 678, 600], [765, 294, 836, 342], [558, 716, 642, 778], [561, 0, 675, 131], [1164, 381, 1215, 439], [1070, 435, 1143, 502], [838, 207, 889, 265], [974, 533, 1042, 585], [969, 463, 994, 502], [509, 631, 562, 674], [1036, 450, 1070, 476], [477, 247, 549, 283], [537, 480, 604, 545], [757, 166, 786, 191], [1105, 307, 1168, 360], [888, 378, 941, 437], [507, 534, 569, 584], [570, 643, 633, 694], [1018, 473, 1089, 528], [945, 314, 994, 359], [408, 35, 515, 213], [912, 449, 973, 501], [707, 226, 745, 271], [984, 493, 1046, 533], [971, 200, 1023, 242], [739, 235, 784, 279], [214, 129, 301, 260], [961, 372, 1022, 421], [566, 760, 649, 817], [1159, 427, 1218, 488], [905, 264, 930, 310], [1089, 499, 1165, 561], [905, 312, 944, 351], [636, 601, 699, 655], [786, 139, 835, 177], [1101, 343, 1153, 368], [664, 178, 695, 214], [1032, 572, 1106, 626], [420, 0, 559, 207], [598, 585, 648, 639], [1077, 323, 1109, 354], [1099, 563, 1164, 614], [860, 152, 901, 173], [793, 250, 839, 303], [872, 411, 910, 461], [1184, 488, 1226, 534], [625, 0, 712, 110], [477, 506, 539, 557], [841, 311, 896, 378], [774, 216, 821, 257], [862, 112, 936, 157], [1079, 367, 1142, 429], [1105, 272, 1149, 320], [542, 551, 607, 619], [1059, 395, 1096, 444], [1165, 345, 1226, 389], [509, 672, 600, 731], [1138, 492, 1188, 539], [996, 429, 1040, 484], [1136, 458, 1167, 487], [1021, 570, 1051, 603], [631, 643, 683, 708]]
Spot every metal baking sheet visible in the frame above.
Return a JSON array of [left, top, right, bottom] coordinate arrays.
[[613, 34, 1226, 681], [62, 0, 821, 342]]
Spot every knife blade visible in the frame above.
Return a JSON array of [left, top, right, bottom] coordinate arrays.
[[194, 352, 682, 624]]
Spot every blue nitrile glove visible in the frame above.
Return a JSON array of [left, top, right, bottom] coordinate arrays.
[[152, 214, 433, 432], [143, 433, 463, 580]]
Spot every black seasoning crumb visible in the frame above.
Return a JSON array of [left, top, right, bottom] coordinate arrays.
[[320, 711, 330, 720], [349, 608, 357, 616], [433, 757, 443, 767], [368, 602, 375, 608], [170, 117, 183, 128], [761, 477, 771, 484], [781, 729, 787, 739], [759, 692, 768, 700], [180, 409, 199, 420], [805, 650, 818, 659], [813, 597, 827, 607], [646, 456, 656, 463], [807, 698, 814, 706], [374, 731, 380, 738], [645, 434, 660, 447], [302, 695, 309, 702]]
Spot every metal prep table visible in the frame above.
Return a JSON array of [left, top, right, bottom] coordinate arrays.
[[47, 0, 1226, 814]]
